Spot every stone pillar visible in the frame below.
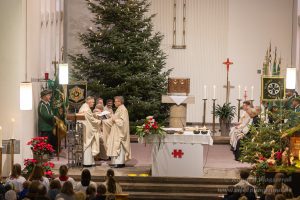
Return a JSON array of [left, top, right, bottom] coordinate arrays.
[[161, 95, 195, 128], [169, 105, 187, 128]]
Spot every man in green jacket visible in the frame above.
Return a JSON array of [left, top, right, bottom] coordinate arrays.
[[38, 89, 57, 152]]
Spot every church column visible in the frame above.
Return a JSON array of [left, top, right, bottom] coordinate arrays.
[[0, 0, 41, 176]]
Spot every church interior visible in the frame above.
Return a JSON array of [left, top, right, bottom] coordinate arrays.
[[1, 0, 300, 199]]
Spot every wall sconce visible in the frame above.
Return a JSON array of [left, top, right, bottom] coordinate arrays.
[[59, 63, 69, 85], [286, 68, 296, 89], [20, 82, 33, 110]]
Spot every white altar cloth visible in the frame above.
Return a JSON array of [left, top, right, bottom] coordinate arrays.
[[150, 132, 213, 177]]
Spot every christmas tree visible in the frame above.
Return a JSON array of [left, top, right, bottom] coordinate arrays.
[[240, 107, 300, 188], [69, 0, 171, 125]]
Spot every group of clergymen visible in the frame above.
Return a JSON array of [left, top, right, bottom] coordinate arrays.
[[37, 89, 131, 168], [230, 89, 300, 161]]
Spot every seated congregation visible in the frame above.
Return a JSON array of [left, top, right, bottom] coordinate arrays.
[[1, 163, 124, 200]]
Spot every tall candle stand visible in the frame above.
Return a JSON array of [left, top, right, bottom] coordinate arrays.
[[250, 100, 254, 107], [212, 99, 217, 134], [0, 147, 2, 181], [10, 139, 15, 172], [237, 99, 242, 122], [202, 99, 208, 127]]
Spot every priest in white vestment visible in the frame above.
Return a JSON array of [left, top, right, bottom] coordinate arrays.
[[230, 101, 251, 150], [103, 96, 131, 167], [78, 96, 101, 166]]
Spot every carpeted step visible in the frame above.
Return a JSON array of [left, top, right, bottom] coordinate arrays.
[[127, 191, 223, 200], [72, 176, 238, 185], [121, 182, 227, 194]]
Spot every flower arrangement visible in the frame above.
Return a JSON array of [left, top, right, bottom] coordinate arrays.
[[27, 137, 55, 155], [43, 161, 55, 178], [23, 137, 55, 179], [135, 116, 166, 138], [22, 159, 55, 178]]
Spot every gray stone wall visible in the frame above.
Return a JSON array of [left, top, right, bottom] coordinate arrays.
[[64, 0, 94, 63]]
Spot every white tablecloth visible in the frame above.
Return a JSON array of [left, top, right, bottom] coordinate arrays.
[[149, 131, 214, 177], [147, 131, 213, 145]]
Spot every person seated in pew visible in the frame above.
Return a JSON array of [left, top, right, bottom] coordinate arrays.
[[230, 101, 251, 151], [234, 108, 260, 161]]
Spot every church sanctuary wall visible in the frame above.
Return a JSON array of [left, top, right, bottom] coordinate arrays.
[[65, 0, 294, 123], [149, 0, 294, 123], [0, 0, 64, 176]]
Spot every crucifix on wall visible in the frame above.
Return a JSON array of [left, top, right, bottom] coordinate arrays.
[[223, 58, 234, 103]]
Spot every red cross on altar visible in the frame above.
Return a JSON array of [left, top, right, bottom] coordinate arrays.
[[223, 58, 233, 72], [172, 149, 184, 158]]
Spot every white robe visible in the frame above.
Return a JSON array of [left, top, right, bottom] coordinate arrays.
[[230, 111, 251, 150], [78, 103, 101, 165], [103, 104, 131, 162]]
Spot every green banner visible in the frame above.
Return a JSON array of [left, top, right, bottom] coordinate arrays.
[[261, 76, 285, 101]]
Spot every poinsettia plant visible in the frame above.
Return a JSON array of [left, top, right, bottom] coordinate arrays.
[[27, 137, 55, 155], [135, 116, 166, 138], [22, 159, 55, 178]]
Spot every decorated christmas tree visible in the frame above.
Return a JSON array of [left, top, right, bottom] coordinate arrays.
[[69, 0, 171, 125], [240, 107, 300, 187]]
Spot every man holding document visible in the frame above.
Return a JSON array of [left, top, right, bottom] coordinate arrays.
[[103, 96, 131, 168], [78, 96, 102, 166]]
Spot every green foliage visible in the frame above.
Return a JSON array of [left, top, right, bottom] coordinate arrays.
[[135, 116, 166, 138], [240, 108, 300, 188], [215, 103, 236, 121], [69, 0, 171, 124]]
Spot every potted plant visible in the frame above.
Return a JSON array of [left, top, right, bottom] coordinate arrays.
[[27, 137, 55, 163], [215, 103, 236, 135]]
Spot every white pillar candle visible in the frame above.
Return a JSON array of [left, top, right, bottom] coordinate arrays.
[[11, 118, 15, 139], [213, 85, 216, 99], [0, 126, 2, 147], [244, 87, 247, 100], [251, 86, 254, 100], [204, 85, 207, 99], [238, 85, 241, 99]]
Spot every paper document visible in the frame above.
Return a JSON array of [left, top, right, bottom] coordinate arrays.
[[96, 110, 110, 117]]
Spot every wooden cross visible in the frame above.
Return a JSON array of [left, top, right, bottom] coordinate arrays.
[[223, 81, 235, 103], [223, 58, 234, 103]]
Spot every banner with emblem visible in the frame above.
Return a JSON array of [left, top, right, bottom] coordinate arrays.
[[67, 83, 87, 112], [261, 76, 285, 101]]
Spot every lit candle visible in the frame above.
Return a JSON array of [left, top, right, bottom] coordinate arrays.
[[204, 85, 207, 99], [299, 150, 300, 160], [251, 86, 254, 100], [11, 118, 15, 139], [238, 85, 241, 99], [0, 126, 2, 147], [213, 85, 216, 99]]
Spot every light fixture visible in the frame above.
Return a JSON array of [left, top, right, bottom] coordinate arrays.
[[20, 0, 32, 111], [59, 63, 69, 84], [20, 82, 33, 110], [286, 68, 296, 89]]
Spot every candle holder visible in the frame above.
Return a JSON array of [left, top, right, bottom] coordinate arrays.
[[250, 100, 254, 107], [10, 139, 15, 173], [212, 99, 217, 134], [202, 99, 208, 127], [0, 147, 2, 181], [237, 99, 242, 122]]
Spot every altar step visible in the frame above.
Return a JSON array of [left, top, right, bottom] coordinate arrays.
[[73, 176, 235, 200]]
